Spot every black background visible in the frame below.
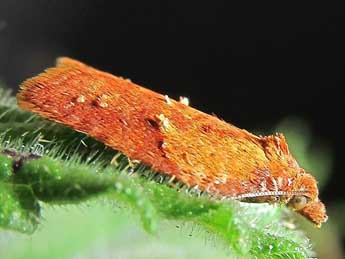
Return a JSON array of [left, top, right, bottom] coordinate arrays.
[[0, 1, 344, 204]]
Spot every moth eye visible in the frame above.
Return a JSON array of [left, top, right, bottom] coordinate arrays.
[[272, 196, 280, 202], [288, 195, 308, 210]]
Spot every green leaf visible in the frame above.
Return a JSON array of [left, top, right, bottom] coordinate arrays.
[[0, 182, 40, 234]]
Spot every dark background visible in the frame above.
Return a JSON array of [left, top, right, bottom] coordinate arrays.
[[0, 1, 344, 204]]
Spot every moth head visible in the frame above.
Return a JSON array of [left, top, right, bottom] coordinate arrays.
[[288, 172, 328, 227], [289, 197, 327, 227]]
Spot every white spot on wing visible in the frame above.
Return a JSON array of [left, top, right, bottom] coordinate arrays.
[[179, 96, 189, 106], [157, 114, 170, 130], [164, 95, 172, 105], [76, 95, 86, 103]]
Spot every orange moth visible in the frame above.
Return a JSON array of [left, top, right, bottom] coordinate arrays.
[[17, 57, 327, 227]]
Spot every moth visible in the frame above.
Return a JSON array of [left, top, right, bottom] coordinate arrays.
[[17, 57, 327, 227]]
